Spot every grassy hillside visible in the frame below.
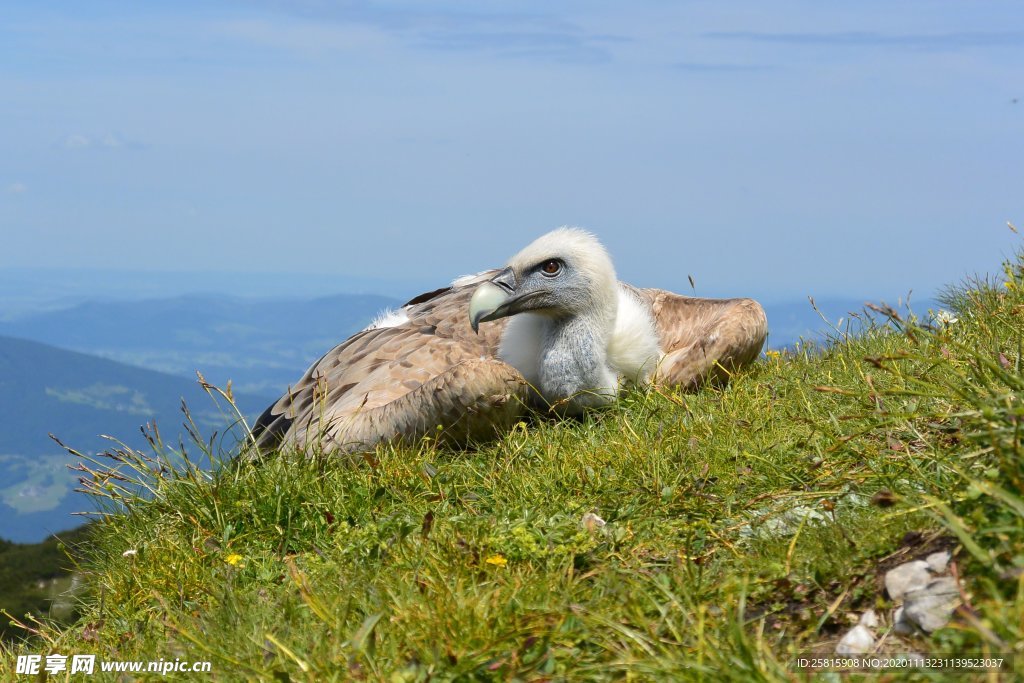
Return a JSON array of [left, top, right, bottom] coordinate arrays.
[[2, 252, 1022, 680]]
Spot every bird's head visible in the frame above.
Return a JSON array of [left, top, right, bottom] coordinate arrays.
[[469, 227, 618, 333]]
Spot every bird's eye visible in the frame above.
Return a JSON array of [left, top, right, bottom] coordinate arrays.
[[540, 260, 561, 276]]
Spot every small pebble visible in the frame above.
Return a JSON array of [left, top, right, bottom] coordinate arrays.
[[835, 610, 879, 655], [925, 550, 951, 574]]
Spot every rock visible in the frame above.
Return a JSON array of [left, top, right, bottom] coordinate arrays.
[[739, 504, 828, 539], [885, 560, 931, 601], [835, 610, 879, 655], [926, 550, 951, 574], [892, 606, 916, 635], [902, 576, 959, 633], [836, 625, 875, 655], [859, 609, 879, 629]]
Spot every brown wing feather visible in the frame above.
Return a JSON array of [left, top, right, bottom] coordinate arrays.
[[251, 272, 527, 455], [638, 289, 768, 389]]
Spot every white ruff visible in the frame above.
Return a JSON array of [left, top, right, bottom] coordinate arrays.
[[498, 313, 546, 388], [607, 288, 663, 386], [498, 285, 662, 390]]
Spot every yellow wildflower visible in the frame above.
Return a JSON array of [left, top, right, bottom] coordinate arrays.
[[225, 553, 244, 567], [485, 554, 508, 567], [1005, 281, 1016, 290]]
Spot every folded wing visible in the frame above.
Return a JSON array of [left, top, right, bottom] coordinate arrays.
[[250, 275, 529, 455], [640, 289, 768, 389]]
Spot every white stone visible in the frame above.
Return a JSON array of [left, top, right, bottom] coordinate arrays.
[[885, 560, 931, 601], [903, 576, 959, 633], [892, 606, 916, 635], [835, 610, 879, 655], [836, 626, 873, 655], [926, 550, 951, 574], [858, 609, 879, 629]]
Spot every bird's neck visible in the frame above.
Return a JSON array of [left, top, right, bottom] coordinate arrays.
[[537, 307, 618, 413]]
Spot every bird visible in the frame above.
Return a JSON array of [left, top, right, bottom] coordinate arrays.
[[250, 227, 767, 455]]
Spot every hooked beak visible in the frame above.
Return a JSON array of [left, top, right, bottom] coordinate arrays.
[[469, 267, 518, 333]]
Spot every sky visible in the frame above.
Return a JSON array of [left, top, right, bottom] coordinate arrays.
[[1, 1, 1023, 304]]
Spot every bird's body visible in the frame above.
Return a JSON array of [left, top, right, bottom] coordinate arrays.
[[251, 228, 767, 455]]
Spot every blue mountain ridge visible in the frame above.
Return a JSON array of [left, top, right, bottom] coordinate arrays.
[[0, 335, 270, 542]]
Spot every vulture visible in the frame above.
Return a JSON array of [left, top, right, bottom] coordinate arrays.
[[251, 228, 767, 455]]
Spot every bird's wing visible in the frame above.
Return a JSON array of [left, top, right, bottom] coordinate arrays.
[[637, 289, 767, 389], [250, 272, 529, 455]]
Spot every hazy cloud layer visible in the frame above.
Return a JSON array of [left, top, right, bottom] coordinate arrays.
[[707, 30, 1024, 51], [671, 61, 771, 73], [60, 133, 139, 150], [223, 1, 623, 62]]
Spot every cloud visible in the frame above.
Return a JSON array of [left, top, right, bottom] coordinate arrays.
[[217, 4, 623, 63], [215, 18, 393, 54], [414, 28, 619, 63], [61, 132, 139, 150], [99, 133, 127, 148], [6, 182, 27, 195], [706, 30, 1024, 51], [671, 61, 771, 73], [63, 134, 91, 149]]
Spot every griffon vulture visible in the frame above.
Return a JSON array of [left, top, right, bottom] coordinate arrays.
[[251, 228, 767, 454]]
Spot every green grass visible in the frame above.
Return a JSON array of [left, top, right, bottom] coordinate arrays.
[[4, 250, 1024, 680]]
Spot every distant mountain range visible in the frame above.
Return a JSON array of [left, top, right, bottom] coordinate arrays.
[[0, 267, 427, 320], [0, 293, 401, 397], [0, 335, 271, 542]]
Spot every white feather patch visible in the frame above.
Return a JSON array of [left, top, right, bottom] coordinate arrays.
[[607, 288, 663, 386], [364, 307, 410, 331], [450, 270, 494, 288], [498, 312, 546, 387]]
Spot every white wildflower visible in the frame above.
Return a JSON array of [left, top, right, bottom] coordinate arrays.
[[581, 512, 606, 531]]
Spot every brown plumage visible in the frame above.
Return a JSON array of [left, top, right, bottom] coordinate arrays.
[[251, 230, 767, 455]]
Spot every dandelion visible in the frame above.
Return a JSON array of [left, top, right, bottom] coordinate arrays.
[[225, 553, 244, 567], [765, 350, 781, 360], [933, 309, 958, 326], [485, 554, 508, 567], [1005, 281, 1016, 290]]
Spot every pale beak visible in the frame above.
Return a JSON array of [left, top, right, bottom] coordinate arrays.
[[469, 267, 517, 333]]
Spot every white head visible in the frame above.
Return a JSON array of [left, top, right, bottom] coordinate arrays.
[[469, 227, 619, 331]]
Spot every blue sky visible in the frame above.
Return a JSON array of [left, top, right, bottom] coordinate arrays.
[[2, 1, 1022, 302]]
